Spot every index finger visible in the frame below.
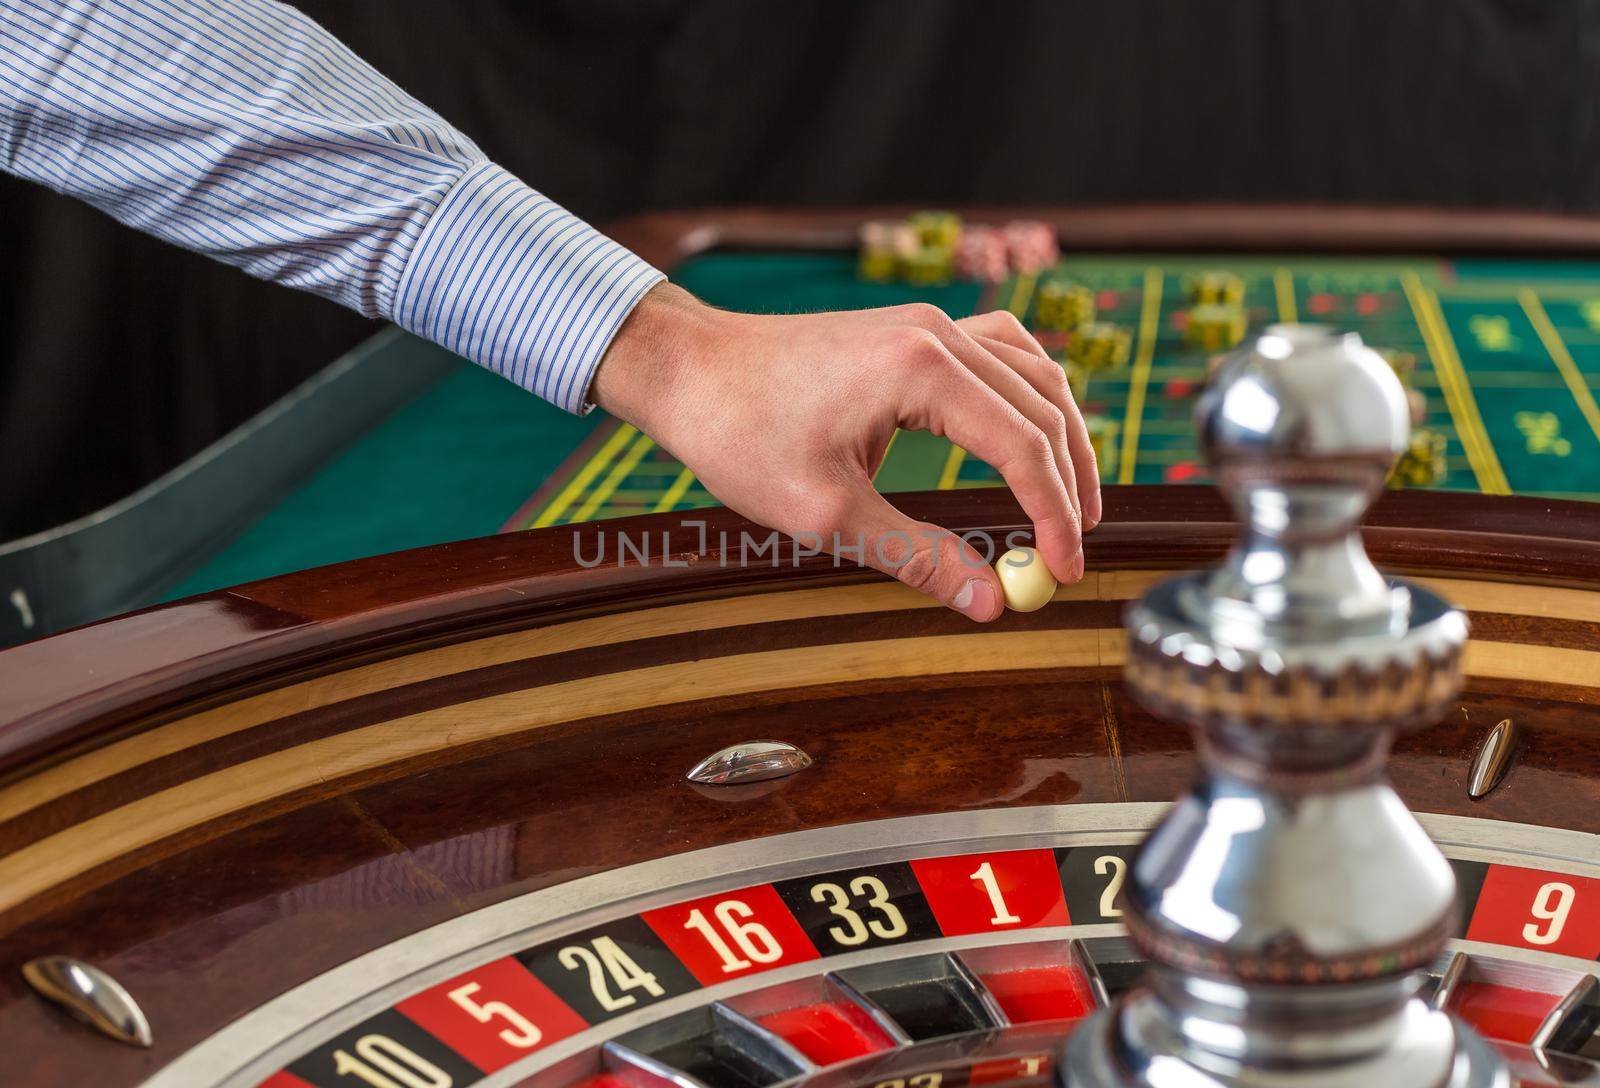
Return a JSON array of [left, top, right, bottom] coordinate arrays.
[[960, 311, 1102, 528], [913, 359, 1083, 583]]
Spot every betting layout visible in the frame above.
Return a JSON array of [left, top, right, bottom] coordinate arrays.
[[254, 840, 1600, 1088], [518, 251, 1600, 530]]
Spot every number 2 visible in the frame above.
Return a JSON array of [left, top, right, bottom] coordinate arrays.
[[810, 875, 909, 945], [1523, 882, 1576, 946], [558, 937, 665, 1011], [970, 861, 1021, 925], [1095, 855, 1127, 919]]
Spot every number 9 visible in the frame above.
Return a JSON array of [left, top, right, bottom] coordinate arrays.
[[1523, 882, 1575, 946]]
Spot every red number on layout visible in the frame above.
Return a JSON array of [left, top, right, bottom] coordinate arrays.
[[396, 957, 586, 1072], [910, 850, 1070, 936], [642, 884, 819, 984]]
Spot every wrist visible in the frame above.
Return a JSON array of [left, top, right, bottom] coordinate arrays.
[[589, 282, 729, 429]]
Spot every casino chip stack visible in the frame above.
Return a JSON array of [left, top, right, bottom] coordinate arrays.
[[910, 210, 962, 250], [1372, 347, 1435, 475], [857, 212, 961, 286], [1067, 323, 1132, 372], [1389, 427, 1447, 488], [857, 221, 899, 283], [902, 246, 953, 286], [953, 225, 1008, 283], [1185, 303, 1248, 352], [1378, 348, 1418, 385], [1185, 270, 1245, 308], [1085, 414, 1117, 478], [854, 213, 1059, 286], [1035, 279, 1096, 332], [1182, 270, 1248, 352], [1002, 220, 1059, 276], [1374, 348, 1428, 423], [900, 212, 954, 285]]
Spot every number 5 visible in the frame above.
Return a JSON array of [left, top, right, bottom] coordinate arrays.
[[448, 982, 542, 1048]]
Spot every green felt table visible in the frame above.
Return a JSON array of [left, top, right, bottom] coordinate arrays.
[[164, 234, 1600, 602]]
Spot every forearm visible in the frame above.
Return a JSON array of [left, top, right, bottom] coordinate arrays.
[[0, 0, 661, 410]]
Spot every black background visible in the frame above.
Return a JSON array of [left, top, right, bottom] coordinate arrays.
[[5, 0, 1600, 538]]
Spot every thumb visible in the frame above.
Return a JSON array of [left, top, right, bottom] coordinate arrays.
[[815, 484, 1004, 622]]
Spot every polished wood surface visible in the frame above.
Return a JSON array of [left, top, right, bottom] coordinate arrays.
[[605, 204, 1600, 270], [4, 571, 1593, 922], [5, 487, 1600, 779]]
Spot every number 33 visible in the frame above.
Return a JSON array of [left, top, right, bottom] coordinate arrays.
[[810, 876, 909, 946]]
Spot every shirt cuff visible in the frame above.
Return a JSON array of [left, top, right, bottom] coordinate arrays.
[[390, 162, 665, 413]]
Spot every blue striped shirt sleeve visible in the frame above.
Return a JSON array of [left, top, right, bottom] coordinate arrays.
[[0, 0, 664, 412]]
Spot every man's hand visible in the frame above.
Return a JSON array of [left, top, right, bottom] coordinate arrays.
[[590, 283, 1100, 621]]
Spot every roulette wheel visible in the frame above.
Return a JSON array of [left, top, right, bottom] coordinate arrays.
[[2, 317, 1599, 1087]]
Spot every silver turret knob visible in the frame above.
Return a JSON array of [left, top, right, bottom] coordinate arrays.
[[1128, 325, 1467, 738], [1061, 326, 1506, 1088]]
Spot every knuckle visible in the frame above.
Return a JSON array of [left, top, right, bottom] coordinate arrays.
[[1042, 362, 1073, 400], [899, 301, 952, 330], [1011, 423, 1054, 466], [1042, 401, 1069, 438], [994, 309, 1029, 339], [886, 327, 945, 363], [893, 543, 941, 592]]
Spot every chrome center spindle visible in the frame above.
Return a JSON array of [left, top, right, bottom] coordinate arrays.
[[1061, 325, 1508, 1088]]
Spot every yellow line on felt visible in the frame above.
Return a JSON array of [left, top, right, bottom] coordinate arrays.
[[1117, 267, 1164, 485], [532, 423, 638, 528], [574, 431, 656, 522], [1448, 281, 1600, 300], [1007, 271, 1039, 317], [1273, 267, 1298, 323], [871, 429, 902, 485], [1400, 272, 1509, 495], [937, 443, 967, 490], [1428, 285, 1511, 494], [654, 466, 697, 512], [1521, 289, 1600, 450]]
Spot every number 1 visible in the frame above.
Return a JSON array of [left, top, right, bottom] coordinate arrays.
[[969, 861, 1021, 925]]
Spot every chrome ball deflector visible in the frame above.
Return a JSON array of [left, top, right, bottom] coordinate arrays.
[[1060, 326, 1508, 1088]]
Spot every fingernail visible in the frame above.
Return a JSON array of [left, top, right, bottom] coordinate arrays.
[[953, 578, 1001, 621], [1069, 547, 1085, 582], [1085, 490, 1102, 530]]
